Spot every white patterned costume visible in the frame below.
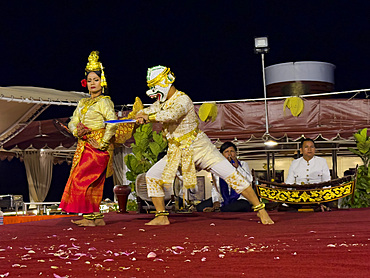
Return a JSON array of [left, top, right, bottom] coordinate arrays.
[[142, 89, 252, 198], [211, 160, 252, 203]]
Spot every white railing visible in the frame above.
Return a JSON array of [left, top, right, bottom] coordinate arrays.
[[23, 202, 61, 215]]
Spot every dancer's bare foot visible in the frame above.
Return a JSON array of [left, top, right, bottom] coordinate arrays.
[[319, 204, 331, 212], [71, 218, 95, 226], [257, 209, 274, 225], [145, 216, 170, 225], [94, 218, 106, 226], [71, 219, 85, 225]]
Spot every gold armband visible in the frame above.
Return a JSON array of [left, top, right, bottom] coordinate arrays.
[[252, 202, 266, 212], [148, 113, 157, 122]]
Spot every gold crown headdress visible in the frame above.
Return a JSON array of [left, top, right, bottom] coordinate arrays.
[[146, 66, 175, 88], [85, 51, 107, 87]]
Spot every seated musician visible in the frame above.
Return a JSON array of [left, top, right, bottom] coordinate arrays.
[[196, 142, 252, 212], [286, 138, 331, 211]]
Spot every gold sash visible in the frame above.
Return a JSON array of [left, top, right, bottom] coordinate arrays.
[[161, 128, 199, 189]]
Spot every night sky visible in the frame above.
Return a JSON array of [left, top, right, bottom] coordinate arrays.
[[2, 0, 370, 120]]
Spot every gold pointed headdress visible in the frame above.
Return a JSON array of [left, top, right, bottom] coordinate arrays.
[[85, 51, 107, 87]]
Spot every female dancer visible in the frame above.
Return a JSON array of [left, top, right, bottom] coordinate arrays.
[[59, 51, 118, 226]]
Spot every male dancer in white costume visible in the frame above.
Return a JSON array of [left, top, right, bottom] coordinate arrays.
[[136, 66, 274, 225]]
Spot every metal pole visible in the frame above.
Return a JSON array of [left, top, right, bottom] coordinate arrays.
[[332, 146, 338, 179], [261, 53, 269, 135], [272, 151, 276, 181], [266, 151, 271, 181], [261, 53, 271, 181]]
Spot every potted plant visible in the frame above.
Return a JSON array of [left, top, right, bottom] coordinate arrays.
[[123, 123, 167, 210], [343, 128, 370, 208]]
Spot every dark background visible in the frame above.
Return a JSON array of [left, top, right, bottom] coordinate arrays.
[[1, 0, 369, 201], [2, 1, 369, 112]]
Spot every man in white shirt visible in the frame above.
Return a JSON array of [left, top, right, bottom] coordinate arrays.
[[196, 142, 252, 212], [285, 138, 331, 211], [286, 138, 330, 185]]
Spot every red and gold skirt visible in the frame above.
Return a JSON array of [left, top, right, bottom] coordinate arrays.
[[59, 142, 110, 214]]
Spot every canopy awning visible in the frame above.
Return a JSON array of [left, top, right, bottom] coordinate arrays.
[[1, 97, 367, 161], [197, 98, 370, 141], [0, 86, 88, 147]]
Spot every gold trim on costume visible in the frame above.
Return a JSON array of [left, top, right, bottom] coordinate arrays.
[[168, 128, 199, 147], [161, 127, 200, 189], [147, 67, 175, 88], [146, 176, 164, 197], [148, 114, 157, 122], [224, 170, 250, 193], [71, 128, 114, 178], [80, 95, 109, 116]]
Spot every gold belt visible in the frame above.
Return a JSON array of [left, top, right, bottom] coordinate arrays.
[[78, 128, 106, 142], [168, 128, 199, 146]]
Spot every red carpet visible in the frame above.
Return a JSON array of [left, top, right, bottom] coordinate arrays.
[[0, 209, 369, 277]]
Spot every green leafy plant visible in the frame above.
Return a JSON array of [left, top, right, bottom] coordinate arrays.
[[124, 123, 167, 190], [127, 199, 138, 211], [343, 128, 370, 208]]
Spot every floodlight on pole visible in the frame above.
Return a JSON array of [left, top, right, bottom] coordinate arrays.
[[254, 37, 269, 53], [254, 36, 276, 146]]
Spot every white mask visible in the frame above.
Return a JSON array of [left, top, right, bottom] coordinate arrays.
[[146, 84, 171, 102], [146, 66, 175, 103]]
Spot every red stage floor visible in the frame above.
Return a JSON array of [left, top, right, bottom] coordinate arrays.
[[0, 209, 369, 277]]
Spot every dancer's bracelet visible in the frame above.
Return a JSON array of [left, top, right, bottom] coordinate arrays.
[[252, 202, 266, 212], [148, 113, 156, 122], [83, 213, 104, 220], [83, 213, 96, 220], [155, 210, 169, 217]]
